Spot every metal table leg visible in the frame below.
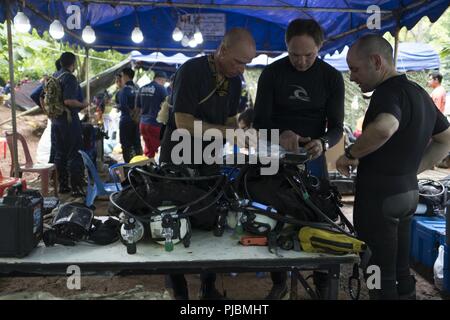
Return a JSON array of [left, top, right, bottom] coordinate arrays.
[[327, 264, 341, 300], [290, 269, 298, 300]]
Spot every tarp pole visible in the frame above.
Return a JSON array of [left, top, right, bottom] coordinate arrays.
[[5, 0, 20, 178], [86, 47, 91, 119], [393, 29, 400, 69]]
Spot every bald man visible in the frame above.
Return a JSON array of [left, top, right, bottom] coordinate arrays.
[[160, 28, 256, 300], [160, 28, 256, 165], [336, 34, 450, 299]]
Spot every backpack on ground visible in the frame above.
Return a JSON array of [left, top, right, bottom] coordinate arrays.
[[43, 72, 71, 122]]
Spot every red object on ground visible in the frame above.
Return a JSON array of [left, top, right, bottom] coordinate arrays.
[[239, 236, 268, 246], [0, 137, 6, 159], [0, 168, 27, 197]]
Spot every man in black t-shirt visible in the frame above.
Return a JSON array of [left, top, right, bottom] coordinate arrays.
[[160, 29, 255, 167], [253, 18, 344, 300], [160, 28, 256, 300], [337, 35, 450, 299]]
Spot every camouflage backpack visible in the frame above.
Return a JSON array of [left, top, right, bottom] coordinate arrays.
[[43, 72, 70, 121]]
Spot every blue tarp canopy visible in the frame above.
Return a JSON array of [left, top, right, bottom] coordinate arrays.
[[323, 42, 440, 71], [1, 1, 449, 56], [132, 42, 440, 72]]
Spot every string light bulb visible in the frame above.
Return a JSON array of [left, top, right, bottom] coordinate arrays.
[[172, 27, 183, 42], [131, 27, 144, 43], [82, 25, 96, 44], [49, 19, 64, 39], [181, 34, 189, 47], [13, 11, 31, 33], [194, 27, 203, 44], [188, 36, 197, 48]]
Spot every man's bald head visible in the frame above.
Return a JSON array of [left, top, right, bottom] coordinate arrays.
[[347, 34, 398, 92], [349, 34, 394, 66], [221, 28, 256, 50], [216, 28, 256, 78]]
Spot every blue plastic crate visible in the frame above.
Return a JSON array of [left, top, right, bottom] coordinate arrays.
[[410, 215, 446, 268]]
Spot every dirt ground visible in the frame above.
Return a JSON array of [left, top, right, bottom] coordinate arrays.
[[0, 104, 448, 300]]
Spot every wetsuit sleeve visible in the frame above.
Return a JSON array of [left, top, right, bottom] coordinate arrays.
[[433, 108, 450, 135], [370, 88, 402, 123], [253, 67, 274, 130], [324, 71, 345, 147]]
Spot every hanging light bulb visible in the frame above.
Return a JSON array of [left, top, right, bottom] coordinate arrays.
[[188, 36, 197, 48], [172, 27, 183, 42], [181, 34, 189, 47], [131, 27, 144, 43], [82, 25, 96, 44], [49, 20, 64, 39], [194, 27, 203, 44], [13, 11, 31, 33]]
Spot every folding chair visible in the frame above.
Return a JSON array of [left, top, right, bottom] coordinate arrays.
[[78, 150, 121, 207], [4, 131, 57, 196]]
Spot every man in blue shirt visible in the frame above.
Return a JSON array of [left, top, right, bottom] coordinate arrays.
[[3, 81, 11, 95], [136, 71, 168, 158], [51, 52, 88, 197], [117, 68, 142, 163]]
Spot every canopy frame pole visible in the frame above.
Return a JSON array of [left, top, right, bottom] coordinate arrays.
[[393, 13, 401, 69], [5, 0, 20, 178], [393, 28, 400, 69], [60, 0, 394, 13], [85, 47, 91, 119]]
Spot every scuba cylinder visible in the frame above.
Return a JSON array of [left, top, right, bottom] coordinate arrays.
[[119, 213, 144, 254]]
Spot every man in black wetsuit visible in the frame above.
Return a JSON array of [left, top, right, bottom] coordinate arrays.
[[337, 34, 450, 299], [253, 18, 345, 300], [160, 28, 256, 300]]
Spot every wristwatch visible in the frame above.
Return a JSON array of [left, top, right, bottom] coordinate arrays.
[[345, 144, 357, 160], [319, 137, 329, 152]]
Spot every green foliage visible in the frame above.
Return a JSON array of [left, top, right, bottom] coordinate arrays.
[[385, 7, 450, 88], [0, 25, 57, 80], [0, 23, 126, 84], [243, 68, 261, 105]]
